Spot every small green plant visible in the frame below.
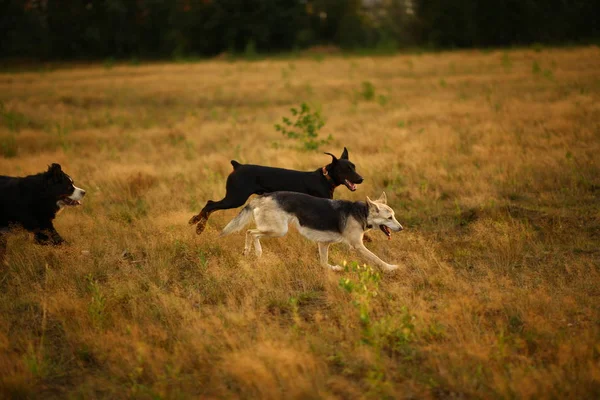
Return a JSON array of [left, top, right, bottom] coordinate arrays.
[[87, 274, 106, 329], [0, 102, 24, 158], [23, 343, 48, 379], [372, 308, 416, 357], [543, 68, 554, 80], [360, 81, 376, 101], [532, 60, 542, 75], [377, 94, 388, 106], [0, 134, 17, 158], [340, 261, 417, 359], [1, 101, 29, 132], [275, 102, 331, 150], [339, 261, 381, 343]]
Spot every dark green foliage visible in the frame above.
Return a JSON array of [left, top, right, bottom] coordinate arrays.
[[413, 0, 600, 48], [0, 0, 598, 60]]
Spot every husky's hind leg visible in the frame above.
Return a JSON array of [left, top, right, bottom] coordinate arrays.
[[245, 228, 288, 257], [244, 229, 254, 256], [246, 205, 290, 257]]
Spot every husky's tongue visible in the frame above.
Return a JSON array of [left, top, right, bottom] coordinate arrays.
[[380, 225, 392, 240], [344, 179, 357, 191]]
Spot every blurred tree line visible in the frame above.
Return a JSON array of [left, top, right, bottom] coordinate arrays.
[[1, 0, 598, 60]]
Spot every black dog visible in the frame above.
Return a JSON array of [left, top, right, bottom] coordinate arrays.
[[0, 163, 86, 248], [189, 147, 363, 234]]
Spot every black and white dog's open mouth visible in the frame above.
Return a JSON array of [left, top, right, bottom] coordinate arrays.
[[344, 179, 357, 191], [380, 225, 392, 239], [59, 197, 82, 206]]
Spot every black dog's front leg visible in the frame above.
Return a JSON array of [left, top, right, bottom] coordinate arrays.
[[34, 225, 65, 246]]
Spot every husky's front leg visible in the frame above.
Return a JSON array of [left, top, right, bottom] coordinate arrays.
[[318, 242, 342, 271], [355, 242, 399, 272]]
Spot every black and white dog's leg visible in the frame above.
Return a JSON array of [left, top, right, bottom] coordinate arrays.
[[245, 228, 288, 257], [355, 243, 398, 272], [318, 242, 342, 271], [244, 229, 254, 256]]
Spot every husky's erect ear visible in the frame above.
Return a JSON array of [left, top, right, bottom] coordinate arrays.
[[376, 192, 387, 204], [324, 152, 338, 164], [340, 147, 349, 160], [366, 196, 379, 210]]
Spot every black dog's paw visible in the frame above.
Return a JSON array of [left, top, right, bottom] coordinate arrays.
[[35, 233, 52, 245], [35, 232, 67, 246], [52, 238, 67, 246]]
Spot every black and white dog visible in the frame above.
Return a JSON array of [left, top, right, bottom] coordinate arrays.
[[189, 147, 364, 234], [221, 191, 403, 272], [0, 163, 86, 250]]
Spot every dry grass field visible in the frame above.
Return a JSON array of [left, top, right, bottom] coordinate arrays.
[[1, 46, 599, 399]]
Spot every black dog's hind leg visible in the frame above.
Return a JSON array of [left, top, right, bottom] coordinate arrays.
[[189, 192, 253, 235]]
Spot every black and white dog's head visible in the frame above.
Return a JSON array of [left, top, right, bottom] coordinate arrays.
[[366, 192, 403, 238], [325, 147, 364, 191], [44, 163, 86, 208]]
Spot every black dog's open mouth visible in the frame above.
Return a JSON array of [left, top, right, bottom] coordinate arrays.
[[380, 225, 392, 239], [344, 179, 358, 191], [60, 197, 82, 206]]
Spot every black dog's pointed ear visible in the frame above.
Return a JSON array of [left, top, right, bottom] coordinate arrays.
[[340, 147, 349, 160], [47, 163, 62, 176], [324, 152, 338, 164]]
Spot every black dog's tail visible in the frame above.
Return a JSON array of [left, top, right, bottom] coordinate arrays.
[[231, 160, 242, 170]]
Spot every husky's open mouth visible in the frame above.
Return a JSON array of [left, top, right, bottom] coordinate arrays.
[[379, 225, 392, 239], [344, 179, 358, 191]]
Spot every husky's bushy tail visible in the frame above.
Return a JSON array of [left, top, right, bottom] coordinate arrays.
[[221, 204, 254, 236]]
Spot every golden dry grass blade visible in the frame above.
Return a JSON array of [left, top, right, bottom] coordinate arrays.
[[1, 47, 599, 399]]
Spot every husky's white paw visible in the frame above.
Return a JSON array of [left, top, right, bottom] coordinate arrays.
[[383, 264, 400, 272], [329, 264, 343, 271]]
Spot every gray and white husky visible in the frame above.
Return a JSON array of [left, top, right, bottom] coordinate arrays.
[[221, 191, 403, 272]]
